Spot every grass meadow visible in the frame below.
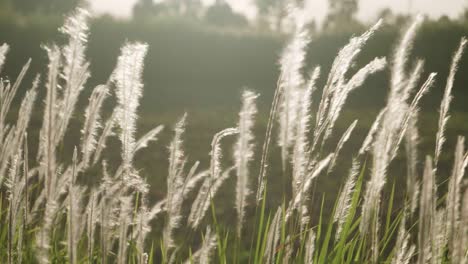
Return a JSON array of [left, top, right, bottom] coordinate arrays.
[[0, 7, 467, 264]]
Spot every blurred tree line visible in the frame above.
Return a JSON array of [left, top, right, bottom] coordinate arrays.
[[132, 0, 248, 27], [1, 0, 468, 114], [0, 0, 369, 31], [0, 0, 81, 14], [1, 0, 468, 31], [130, 0, 362, 31], [3, 0, 467, 33]]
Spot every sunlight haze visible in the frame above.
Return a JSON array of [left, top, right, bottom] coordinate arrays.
[[88, 0, 466, 22]]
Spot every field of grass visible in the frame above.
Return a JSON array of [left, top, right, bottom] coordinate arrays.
[[0, 7, 467, 264]]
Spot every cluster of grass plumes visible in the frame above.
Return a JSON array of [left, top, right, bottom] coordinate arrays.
[[0, 6, 467, 264]]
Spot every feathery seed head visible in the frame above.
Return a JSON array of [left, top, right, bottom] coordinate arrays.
[[234, 90, 258, 237], [113, 42, 148, 167], [0, 43, 8, 73]]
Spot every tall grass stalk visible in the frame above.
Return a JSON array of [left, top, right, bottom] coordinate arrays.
[[234, 91, 257, 238], [435, 38, 467, 166]]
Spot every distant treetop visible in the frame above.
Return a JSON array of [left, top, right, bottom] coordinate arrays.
[[11, 0, 83, 15]]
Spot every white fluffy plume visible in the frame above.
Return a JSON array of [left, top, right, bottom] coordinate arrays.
[[277, 6, 311, 171], [234, 91, 258, 237], [435, 38, 467, 166], [112, 42, 148, 168]]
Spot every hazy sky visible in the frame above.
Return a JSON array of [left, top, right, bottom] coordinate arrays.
[[88, 0, 467, 23]]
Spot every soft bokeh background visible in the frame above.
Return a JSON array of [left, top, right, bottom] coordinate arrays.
[[1, 0, 468, 218]]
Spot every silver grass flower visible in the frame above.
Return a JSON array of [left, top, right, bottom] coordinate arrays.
[[36, 189, 60, 264], [292, 68, 319, 197], [391, 73, 436, 160], [388, 14, 426, 143], [264, 207, 282, 264], [148, 199, 167, 220], [0, 127, 15, 163], [254, 8, 313, 201], [0, 60, 32, 184], [391, 213, 415, 264], [142, 253, 149, 264], [433, 210, 447, 263], [133, 125, 164, 155], [212, 166, 236, 195], [304, 230, 316, 264], [316, 19, 382, 128], [81, 85, 109, 167], [198, 227, 218, 264], [314, 20, 382, 148], [112, 42, 149, 193], [391, 15, 424, 93], [287, 154, 333, 221], [0, 127, 15, 174], [182, 169, 209, 199], [164, 114, 188, 249], [154, 168, 208, 219], [456, 190, 468, 264], [117, 196, 133, 264], [446, 137, 467, 253], [13, 77, 38, 142], [135, 201, 152, 264], [435, 38, 467, 166], [6, 150, 21, 264], [256, 73, 282, 204], [56, 8, 90, 143], [370, 204, 380, 264], [277, 6, 311, 172], [146, 166, 207, 220], [405, 113, 420, 214], [359, 108, 386, 155], [17, 206, 25, 264], [97, 161, 125, 264], [67, 149, 86, 264], [168, 114, 187, 186], [0, 77, 37, 184], [322, 57, 386, 142], [282, 235, 294, 264], [185, 226, 218, 264], [188, 167, 236, 229], [22, 134, 29, 236], [98, 186, 113, 264], [39, 45, 60, 199], [59, 8, 89, 85], [92, 110, 117, 165], [188, 128, 237, 228], [0, 43, 8, 72], [86, 189, 98, 262], [418, 156, 436, 264], [168, 248, 180, 264], [67, 150, 78, 264], [185, 161, 200, 181], [405, 59, 425, 95], [0, 59, 31, 144], [234, 90, 258, 237], [333, 159, 360, 239], [112, 42, 148, 169], [328, 120, 358, 173], [33, 45, 89, 262], [360, 17, 434, 236]]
